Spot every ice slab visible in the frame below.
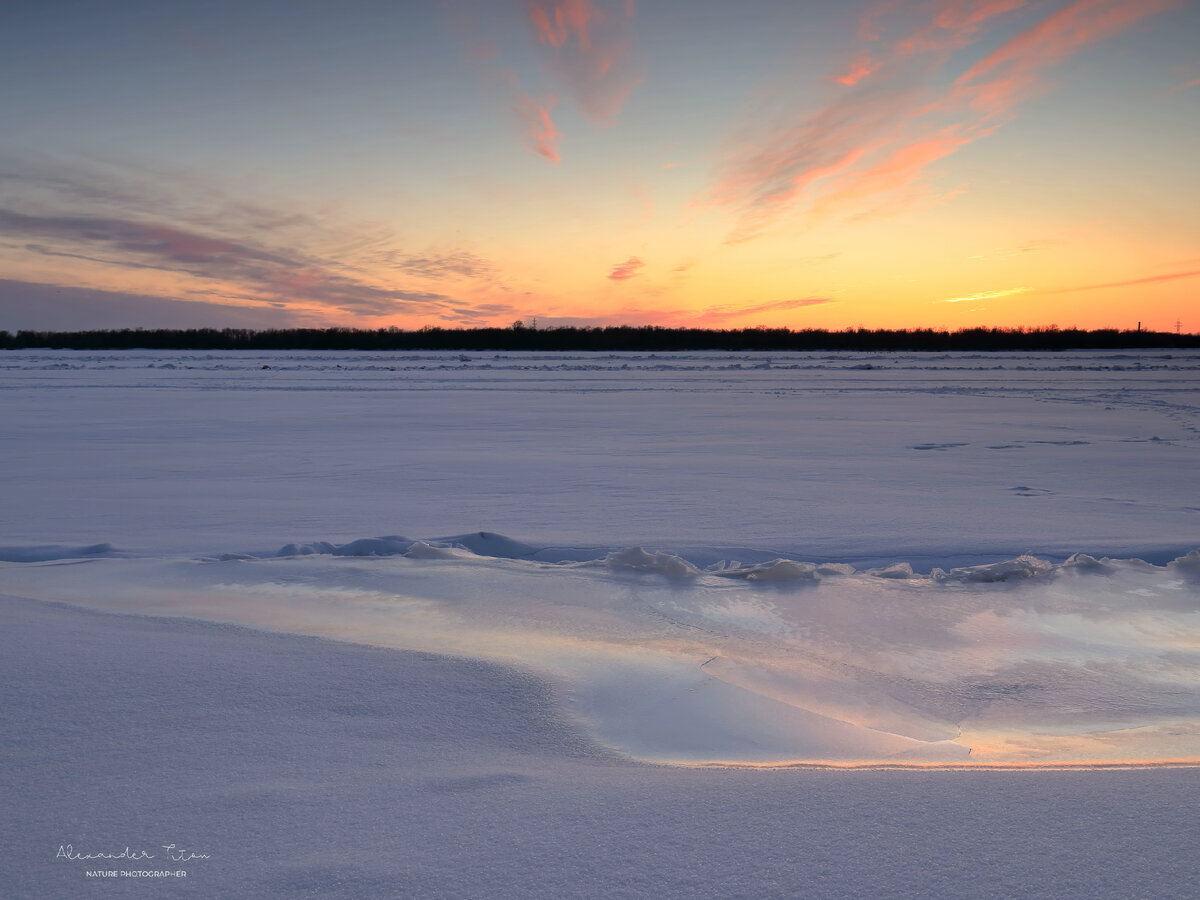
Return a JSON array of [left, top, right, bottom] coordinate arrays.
[[3, 544, 1197, 767]]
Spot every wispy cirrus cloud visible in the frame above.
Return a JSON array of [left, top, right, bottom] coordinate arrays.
[[699, 296, 836, 322], [968, 238, 1058, 259], [0, 209, 295, 269], [0, 207, 451, 316], [527, 0, 592, 47], [547, 295, 836, 329], [710, 0, 1181, 242], [450, 13, 564, 164], [0, 162, 512, 323], [450, 1, 641, 164], [1041, 268, 1200, 294], [833, 55, 881, 87], [941, 268, 1200, 305], [943, 0, 1182, 119], [510, 80, 563, 164], [835, 0, 1027, 84], [943, 286, 1031, 303], [391, 250, 496, 280], [807, 128, 973, 221], [525, 0, 643, 124], [1170, 60, 1200, 90], [607, 255, 644, 280]]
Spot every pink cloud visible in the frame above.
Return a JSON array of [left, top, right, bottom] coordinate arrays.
[[570, 295, 835, 328], [700, 296, 836, 323], [451, 1, 640, 162], [807, 128, 975, 221], [855, 0, 1026, 57], [833, 55, 881, 86], [507, 76, 562, 164], [893, 0, 1028, 58], [635, 186, 653, 220], [467, 39, 500, 63], [525, 0, 643, 124], [1167, 61, 1200, 91], [712, 86, 912, 242], [529, 0, 595, 48], [855, 0, 909, 42], [607, 256, 644, 280], [708, 0, 1180, 242], [1042, 268, 1200, 294], [949, 0, 1183, 119]]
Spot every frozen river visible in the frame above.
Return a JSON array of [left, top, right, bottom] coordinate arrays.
[[2, 348, 1197, 767], [3, 348, 1198, 566], [3, 348, 1199, 896]]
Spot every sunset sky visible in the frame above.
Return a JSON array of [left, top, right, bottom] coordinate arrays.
[[2, 0, 1197, 332]]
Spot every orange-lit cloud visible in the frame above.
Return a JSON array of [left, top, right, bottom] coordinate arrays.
[[607, 256, 644, 280], [525, 0, 643, 124], [944, 286, 1031, 303], [710, 0, 1180, 242], [1042, 269, 1200, 294]]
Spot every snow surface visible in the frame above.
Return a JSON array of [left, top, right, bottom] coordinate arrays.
[[4, 598, 1199, 899], [2, 349, 1199, 896], [5, 543, 1199, 768], [2, 348, 1198, 565]]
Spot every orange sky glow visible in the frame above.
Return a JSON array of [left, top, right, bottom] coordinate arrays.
[[0, 0, 1197, 332]]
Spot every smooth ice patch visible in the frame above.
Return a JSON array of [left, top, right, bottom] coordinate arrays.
[[3, 544, 1197, 767]]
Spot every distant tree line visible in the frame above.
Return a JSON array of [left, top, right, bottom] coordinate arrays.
[[0, 325, 1196, 352]]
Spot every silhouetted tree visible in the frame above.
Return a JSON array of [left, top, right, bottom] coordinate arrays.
[[1, 325, 1194, 352]]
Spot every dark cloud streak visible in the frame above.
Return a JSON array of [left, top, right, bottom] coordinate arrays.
[[0, 209, 297, 268], [0, 205, 455, 318], [392, 250, 496, 280], [0, 278, 312, 331], [0, 158, 513, 322]]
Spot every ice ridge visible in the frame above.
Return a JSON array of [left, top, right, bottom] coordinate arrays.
[[258, 533, 1200, 584]]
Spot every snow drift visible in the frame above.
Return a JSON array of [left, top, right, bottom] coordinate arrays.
[[4, 537, 1197, 767]]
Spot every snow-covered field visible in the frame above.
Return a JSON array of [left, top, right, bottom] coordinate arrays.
[[2, 349, 1199, 897]]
